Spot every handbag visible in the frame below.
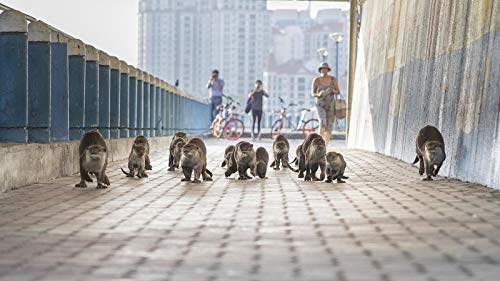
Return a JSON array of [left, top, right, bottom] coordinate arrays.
[[334, 93, 347, 119], [245, 96, 253, 114]]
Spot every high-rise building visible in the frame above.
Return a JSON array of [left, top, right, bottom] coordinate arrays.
[[138, 0, 271, 102]]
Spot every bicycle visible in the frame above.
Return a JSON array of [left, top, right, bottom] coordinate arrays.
[[211, 95, 245, 140], [270, 97, 319, 139]]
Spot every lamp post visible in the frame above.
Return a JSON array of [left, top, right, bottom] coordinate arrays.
[[329, 33, 344, 78], [317, 47, 328, 63]]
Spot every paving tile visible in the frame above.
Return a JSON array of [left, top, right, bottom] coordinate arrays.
[[0, 138, 499, 281]]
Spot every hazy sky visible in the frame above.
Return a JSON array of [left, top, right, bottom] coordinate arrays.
[[2, 0, 348, 67]]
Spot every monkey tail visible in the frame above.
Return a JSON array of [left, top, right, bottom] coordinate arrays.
[[206, 168, 213, 177], [290, 157, 298, 165], [412, 156, 419, 164], [342, 175, 349, 179], [283, 161, 299, 172], [121, 167, 131, 176], [269, 160, 275, 168], [221, 160, 226, 168]]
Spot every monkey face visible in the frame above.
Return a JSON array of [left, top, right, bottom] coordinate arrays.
[[174, 132, 187, 139], [134, 145, 147, 156], [134, 136, 148, 146], [174, 142, 185, 158], [326, 152, 340, 162], [240, 142, 254, 152], [86, 145, 106, 161], [312, 139, 326, 150], [182, 144, 200, 157]]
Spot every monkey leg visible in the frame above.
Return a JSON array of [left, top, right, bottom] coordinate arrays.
[[95, 173, 108, 189], [139, 168, 148, 178], [250, 163, 256, 177], [145, 155, 152, 170], [167, 154, 176, 171], [225, 165, 237, 178], [76, 166, 89, 188], [274, 158, 281, 170], [298, 155, 306, 178], [181, 166, 193, 181], [423, 160, 433, 181], [325, 176, 333, 183], [418, 157, 424, 175], [433, 164, 442, 176], [311, 163, 320, 181], [336, 171, 346, 183], [103, 174, 110, 185], [304, 163, 312, 181], [192, 169, 202, 183], [238, 166, 249, 180], [319, 162, 326, 181]]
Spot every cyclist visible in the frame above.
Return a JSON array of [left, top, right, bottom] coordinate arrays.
[[248, 80, 268, 140], [311, 62, 340, 146], [207, 69, 225, 121]]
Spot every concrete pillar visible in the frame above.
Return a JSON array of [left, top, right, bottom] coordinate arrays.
[[128, 66, 137, 137], [155, 78, 161, 136], [166, 84, 173, 135], [109, 56, 120, 138], [136, 70, 143, 136], [0, 11, 28, 142], [161, 81, 167, 136], [68, 39, 86, 140], [119, 61, 129, 138], [142, 72, 150, 137], [149, 74, 156, 137], [27, 20, 51, 143], [84, 44, 98, 132], [98, 51, 110, 138], [50, 32, 69, 142]]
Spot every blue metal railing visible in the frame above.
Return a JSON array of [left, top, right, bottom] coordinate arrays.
[[0, 6, 211, 143]]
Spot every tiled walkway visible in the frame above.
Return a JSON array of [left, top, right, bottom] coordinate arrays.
[[0, 139, 499, 281]]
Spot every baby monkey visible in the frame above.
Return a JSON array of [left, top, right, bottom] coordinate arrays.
[[325, 151, 349, 183]]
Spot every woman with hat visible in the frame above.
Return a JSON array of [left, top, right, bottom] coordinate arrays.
[[311, 62, 340, 145]]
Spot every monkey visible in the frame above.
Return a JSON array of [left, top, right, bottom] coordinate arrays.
[[298, 133, 326, 181], [290, 144, 302, 166], [269, 135, 298, 172], [325, 151, 349, 183], [180, 137, 212, 183], [221, 145, 235, 168], [168, 132, 188, 171], [254, 147, 269, 179], [121, 136, 149, 178], [75, 131, 110, 189], [225, 141, 256, 180], [133, 135, 152, 170], [412, 125, 446, 181], [171, 139, 187, 170]]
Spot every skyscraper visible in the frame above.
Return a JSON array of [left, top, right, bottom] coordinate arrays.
[[138, 0, 271, 102]]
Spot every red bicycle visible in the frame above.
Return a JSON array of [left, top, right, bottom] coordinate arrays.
[[211, 95, 245, 140], [271, 97, 319, 139]]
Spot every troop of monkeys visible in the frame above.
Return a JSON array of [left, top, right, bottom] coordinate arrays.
[[75, 125, 446, 188]]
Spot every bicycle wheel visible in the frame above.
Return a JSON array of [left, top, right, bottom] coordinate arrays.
[[302, 119, 319, 137], [271, 119, 283, 139], [223, 119, 244, 140], [212, 119, 225, 138]]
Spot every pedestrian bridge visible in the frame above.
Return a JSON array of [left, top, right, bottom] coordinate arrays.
[[1, 2, 500, 281]]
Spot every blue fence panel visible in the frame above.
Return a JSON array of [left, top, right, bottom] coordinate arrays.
[[50, 40, 69, 142], [98, 54, 110, 139]]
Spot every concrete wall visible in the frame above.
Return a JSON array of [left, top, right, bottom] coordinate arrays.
[[0, 136, 171, 192], [348, 0, 500, 189]]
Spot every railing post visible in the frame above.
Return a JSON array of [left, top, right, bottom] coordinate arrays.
[[136, 70, 143, 136], [68, 39, 86, 140], [109, 56, 120, 139], [161, 81, 167, 136], [50, 32, 69, 142], [27, 20, 51, 143], [98, 51, 110, 138], [0, 11, 28, 142], [167, 84, 173, 135], [119, 61, 129, 138], [142, 72, 150, 137], [128, 66, 137, 137], [155, 78, 161, 136], [149, 74, 156, 137], [84, 44, 98, 134]]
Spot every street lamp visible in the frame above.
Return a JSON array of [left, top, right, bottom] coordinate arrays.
[[317, 48, 328, 63], [329, 33, 344, 78]]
